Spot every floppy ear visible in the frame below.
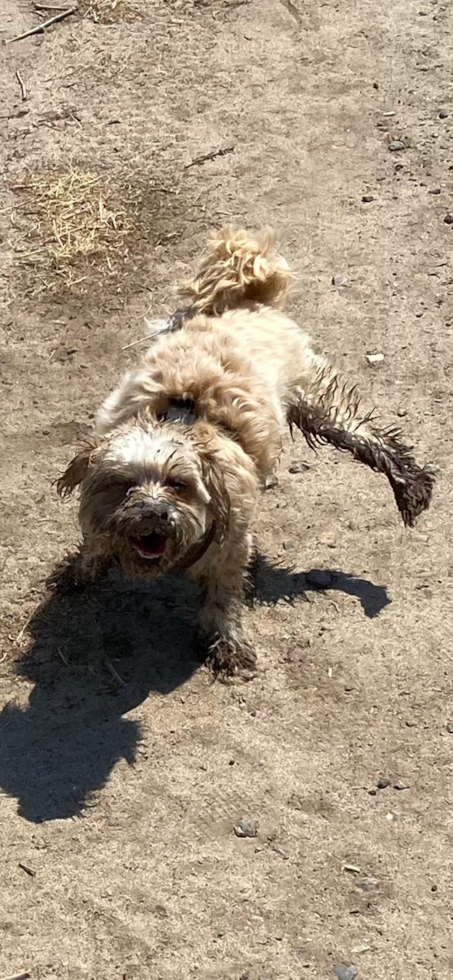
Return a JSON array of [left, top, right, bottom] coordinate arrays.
[[56, 443, 99, 498], [200, 450, 230, 540]]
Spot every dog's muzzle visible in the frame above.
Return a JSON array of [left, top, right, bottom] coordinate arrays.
[[113, 497, 217, 570], [116, 498, 177, 562]]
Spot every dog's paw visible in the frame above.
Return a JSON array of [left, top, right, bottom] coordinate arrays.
[[198, 632, 257, 683]]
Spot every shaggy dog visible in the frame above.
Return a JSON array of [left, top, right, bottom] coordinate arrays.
[[58, 228, 434, 676]]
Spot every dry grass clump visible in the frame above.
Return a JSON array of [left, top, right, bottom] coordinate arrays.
[[80, 0, 141, 21], [12, 169, 139, 293]]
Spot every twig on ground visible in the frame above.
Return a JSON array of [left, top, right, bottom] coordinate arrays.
[[0, 973, 31, 980], [15, 70, 27, 100], [57, 647, 70, 666], [19, 863, 36, 878], [8, 6, 78, 42], [0, 111, 29, 121], [104, 660, 126, 687], [35, 3, 73, 9], [15, 615, 33, 645], [184, 145, 235, 170], [121, 335, 151, 350]]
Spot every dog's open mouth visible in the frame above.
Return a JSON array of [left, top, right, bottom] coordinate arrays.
[[131, 532, 167, 561]]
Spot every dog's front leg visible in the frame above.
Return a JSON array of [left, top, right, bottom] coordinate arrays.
[[47, 539, 111, 595], [76, 536, 113, 583], [195, 535, 256, 679]]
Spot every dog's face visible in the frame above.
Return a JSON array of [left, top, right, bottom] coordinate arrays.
[[58, 424, 228, 578]]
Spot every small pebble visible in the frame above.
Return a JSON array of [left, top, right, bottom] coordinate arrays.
[[446, 722, 453, 733], [365, 352, 384, 365], [377, 777, 390, 789], [394, 780, 410, 790], [283, 540, 297, 551], [332, 274, 349, 287], [444, 214, 453, 225], [428, 188, 441, 194], [431, 884, 438, 892], [306, 569, 333, 590], [389, 140, 405, 151], [234, 817, 258, 838], [396, 408, 407, 417], [271, 845, 289, 860], [334, 965, 357, 980], [362, 195, 374, 203], [356, 877, 378, 892], [289, 461, 311, 474], [439, 109, 448, 119]]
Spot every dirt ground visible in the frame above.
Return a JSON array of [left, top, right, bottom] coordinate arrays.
[[0, 0, 452, 978]]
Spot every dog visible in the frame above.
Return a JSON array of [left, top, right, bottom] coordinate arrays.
[[57, 228, 434, 677]]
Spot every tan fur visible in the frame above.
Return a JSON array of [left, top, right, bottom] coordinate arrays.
[[178, 226, 290, 315], [58, 227, 434, 676]]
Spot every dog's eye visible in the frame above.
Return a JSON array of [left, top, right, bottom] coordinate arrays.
[[167, 478, 187, 493], [109, 477, 136, 495]]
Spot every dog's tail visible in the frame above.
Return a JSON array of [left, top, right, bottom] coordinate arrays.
[[177, 227, 290, 317], [288, 368, 436, 527]]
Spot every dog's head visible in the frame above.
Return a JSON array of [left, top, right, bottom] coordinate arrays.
[[57, 423, 229, 578]]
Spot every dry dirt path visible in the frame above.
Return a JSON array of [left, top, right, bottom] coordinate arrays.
[[0, 1, 452, 978]]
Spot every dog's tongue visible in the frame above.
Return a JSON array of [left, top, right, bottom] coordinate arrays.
[[132, 533, 166, 559]]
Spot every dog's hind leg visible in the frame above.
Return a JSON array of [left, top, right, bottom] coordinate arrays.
[[287, 355, 435, 527]]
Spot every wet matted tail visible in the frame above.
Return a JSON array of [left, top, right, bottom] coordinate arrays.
[[288, 372, 435, 527]]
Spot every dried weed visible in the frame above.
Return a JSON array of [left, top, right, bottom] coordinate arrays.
[[11, 169, 165, 294], [80, 0, 142, 22]]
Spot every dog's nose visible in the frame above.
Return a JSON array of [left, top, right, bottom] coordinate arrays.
[[135, 498, 169, 521]]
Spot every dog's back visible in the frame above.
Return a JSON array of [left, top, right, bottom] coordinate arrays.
[[97, 226, 433, 527]]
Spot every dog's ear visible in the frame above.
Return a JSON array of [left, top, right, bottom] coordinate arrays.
[[200, 450, 230, 539], [56, 442, 99, 498]]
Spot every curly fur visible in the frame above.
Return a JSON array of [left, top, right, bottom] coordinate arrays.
[[178, 226, 290, 316], [58, 227, 434, 676]]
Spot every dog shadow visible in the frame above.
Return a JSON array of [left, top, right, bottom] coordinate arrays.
[[251, 554, 391, 619], [0, 554, 390, 823]]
